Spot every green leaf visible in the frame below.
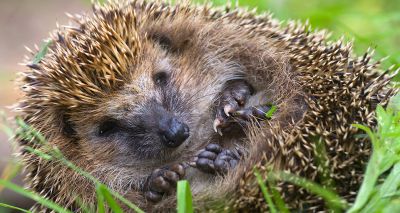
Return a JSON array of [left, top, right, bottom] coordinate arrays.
[[348, 146, 381, 212], [383, 200, 400, 213], [265, 105, 277, 119], [387, 92, 400, 112], [177, 180, 193, 213], [350, 104, 400, 212], [361, 163, 400, 212], [32, 40, 52, 65]]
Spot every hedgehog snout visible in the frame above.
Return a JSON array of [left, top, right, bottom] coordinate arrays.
[[158, 116, 190, 148]]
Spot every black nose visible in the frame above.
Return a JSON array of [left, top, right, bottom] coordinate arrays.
[[159, 117, 190, 148]]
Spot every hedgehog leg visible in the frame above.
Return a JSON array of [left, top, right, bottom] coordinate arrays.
[[194, 143, 242, 175], [144, 163, 185, 202], [214, 80, 253, 135]]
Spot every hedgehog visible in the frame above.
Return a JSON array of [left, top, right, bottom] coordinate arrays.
[[15, 0, 397, 212]]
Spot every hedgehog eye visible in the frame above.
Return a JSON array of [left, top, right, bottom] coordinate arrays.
[[98, 120, 119, 137], [153, 72, 169, 86]]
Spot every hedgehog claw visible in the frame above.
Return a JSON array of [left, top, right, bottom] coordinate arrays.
[[224, 104, 234, 117], [213, 119, 223, 136], [214, 80, 253, 135], [213, 119, 218, 133]]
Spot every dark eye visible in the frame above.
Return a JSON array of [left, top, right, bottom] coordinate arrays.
[[98, 120, 119, 137], [153, 72, 168, 86]]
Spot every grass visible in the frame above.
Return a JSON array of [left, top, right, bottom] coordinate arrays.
[[349, 104, 400, 212], [0, 203, 30, 213], [254, 95, 400, 212], [177, 180, 193, 213], [31, 41, 52, 65]]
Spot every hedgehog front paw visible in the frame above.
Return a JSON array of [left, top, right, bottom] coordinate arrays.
[[194, 143, 242, 175], [213, 80, 253, 135], [213, 79, 275, 134], [144, 163, 185, 203]]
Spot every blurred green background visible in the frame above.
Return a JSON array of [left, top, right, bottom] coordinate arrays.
[[203, 0, 400, 69], [0, 0, 399, 211]]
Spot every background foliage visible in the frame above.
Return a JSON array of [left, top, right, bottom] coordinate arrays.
[[198, 0, 400, 71]]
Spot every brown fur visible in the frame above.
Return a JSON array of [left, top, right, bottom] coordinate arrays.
[[16, 1, 396, 212]]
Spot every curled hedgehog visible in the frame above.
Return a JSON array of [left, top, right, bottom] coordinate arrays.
[[16, 0, 397, 212]]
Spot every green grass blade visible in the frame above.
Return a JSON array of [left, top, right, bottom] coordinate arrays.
[[346, 154, 380, 212], [0, 203, 31, 213], [61, 159, 143, 212], [382, 200, 400, 213], [32, 40, 52, 65], [267, 179, 290, 213], [96, 184, 106, 213], [97, 184, 123, 213], [360, 163, 400, 213], [269, 171, 347, 211], [352, 124, 378, 149], [254, 169, 277, 213], [349, 104, 400, 212], [177, 180, 193, 213], [0, 179, 72, 213], [24, 147, 53, 161], [74, 197, 94, 213], [379, 164, 400, 197], [16, 117, 47, 145], [108, 191, 144, 213], [350, 120, 395, 210]]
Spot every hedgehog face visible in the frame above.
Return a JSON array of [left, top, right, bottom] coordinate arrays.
[[59, 14, 222, 166], [78, 51, 196, 162]]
